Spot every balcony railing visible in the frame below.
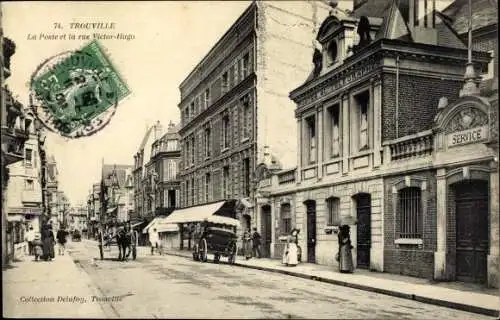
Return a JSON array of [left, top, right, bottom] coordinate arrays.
[[385, 130, 434, 162], [277, 168, 296, 185]]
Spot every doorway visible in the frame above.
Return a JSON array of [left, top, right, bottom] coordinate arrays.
[[261, 205, 272, 258], [355, 193, 371, 269], [243, 214, 251, 232], [305, 200, 317, 263], [455, 180, 489, 284]]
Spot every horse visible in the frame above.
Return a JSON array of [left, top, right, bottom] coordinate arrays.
[[116, 227, 136, 261]]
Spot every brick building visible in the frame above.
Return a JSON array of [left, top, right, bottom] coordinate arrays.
[[257, 0, 498, 288], [176, 1, 330, 255]]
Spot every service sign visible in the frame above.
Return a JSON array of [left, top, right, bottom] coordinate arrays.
[[447, 125, 489, 148]]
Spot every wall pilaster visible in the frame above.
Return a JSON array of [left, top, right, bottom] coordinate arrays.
[[341, 93, 350, 175]]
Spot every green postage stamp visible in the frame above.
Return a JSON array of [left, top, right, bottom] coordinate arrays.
[[30, 40, 130, 138]]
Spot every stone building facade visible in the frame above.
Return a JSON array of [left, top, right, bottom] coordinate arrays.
[[257, 0, 498, 288], [177, 1, 330, 256], [146, 121, 181, 216]]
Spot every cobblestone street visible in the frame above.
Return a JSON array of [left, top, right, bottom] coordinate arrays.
[[26, 241, 490, 319]]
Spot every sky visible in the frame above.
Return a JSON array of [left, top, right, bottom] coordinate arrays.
[[3, 0, 453, 206]]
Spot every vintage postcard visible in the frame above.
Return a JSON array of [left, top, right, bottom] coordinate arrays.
[[2, 0, 498, 319]]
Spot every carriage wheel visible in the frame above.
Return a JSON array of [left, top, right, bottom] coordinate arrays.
[[199, 239, 208, 262], [214, 254, 220, 264], [99, 244, 104, 260], [228, 242, 237, 265], [132, 246, 137, 260]]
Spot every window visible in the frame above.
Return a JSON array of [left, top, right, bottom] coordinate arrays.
[[233, 63, 239, 85], [205, 173, 211, 202], [243, 158, 250, 197], [326, 197, 340, 226], [355, 91, 369, 150], [329, 105, 340, 158], [327, 41, 338, 65], [166, 160, 177, 180], [306, 116, 316, 164], [190, 136, 195, 165], [204, 88, 210, 109], [241, 96, 250, 139], [185, 107, 190, 122], [229, 65, 235, 88], [185, 180, 189, 206], [222, 115, 230, 149], [185, 140, 190, 168], [166, 139, 178, 151], [25, 179, 34, 190], [24, 118, 32, 133], [204, 127, 211, 158], [25, 148, 33, 166], [398, 187, 422, 239], [190, 101, 195, 118], [280, 203, 292, 235], [482, 50, 495, 80], [222, 72, 229, 94], [222, 166, 230, 199], [242, 53, 250, 78], [191, 178, 195, 205]]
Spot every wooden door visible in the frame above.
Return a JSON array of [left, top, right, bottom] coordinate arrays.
[[306, 201, 316, 263], [455, 181, 489, 284], [356, 194, 371, 269], [261, 206, 272, 258]]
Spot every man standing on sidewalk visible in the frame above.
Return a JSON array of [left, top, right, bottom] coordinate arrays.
[[25, 226, 35, 256], [252, 228, 262, 258]]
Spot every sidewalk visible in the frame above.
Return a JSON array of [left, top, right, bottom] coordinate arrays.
[[2, 252, 108, 318], [163, 249, 500, 318]]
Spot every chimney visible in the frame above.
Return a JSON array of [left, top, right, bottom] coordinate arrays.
[[167, 120, 176, 133], [154, 120, 163, 140], [409, 0, 437, 45]]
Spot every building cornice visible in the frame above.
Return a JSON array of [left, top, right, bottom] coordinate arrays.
[[179, 2, 256, 94], [290, 38, 491, 109]]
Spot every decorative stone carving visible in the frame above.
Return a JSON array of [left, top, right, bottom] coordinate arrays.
[[446, 106, 488, 134]]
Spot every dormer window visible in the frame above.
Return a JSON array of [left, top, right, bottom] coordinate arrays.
[[327, 41, 338, 65]]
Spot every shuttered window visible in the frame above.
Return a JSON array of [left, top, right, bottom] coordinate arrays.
[[280, 203, 292, 235]]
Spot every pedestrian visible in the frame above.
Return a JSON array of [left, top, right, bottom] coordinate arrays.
[[149, 227, 161, 255], [33, 234, 43, 261], [251, 228, 262, 258], [283, 228, 299, 266], [242, 229, 252, 260], [41, 224, 55, 261], [25, 226, 35, 255], [56, 226, 68, 255], [337, 225, 354, 273]]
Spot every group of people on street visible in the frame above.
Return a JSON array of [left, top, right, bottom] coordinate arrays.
[[243, 228, 262, 260], [24, 223, 69, 262]]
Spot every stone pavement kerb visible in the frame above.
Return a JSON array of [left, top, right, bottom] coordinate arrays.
[[3, 252, 111, 318], [162, 248, 500, 318]]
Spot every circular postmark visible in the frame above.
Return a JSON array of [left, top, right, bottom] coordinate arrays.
[[30, 41, 130, 139]]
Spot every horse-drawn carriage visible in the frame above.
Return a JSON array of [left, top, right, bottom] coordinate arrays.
[[98, 222, 139, 261], [192, 215, 240, 264]]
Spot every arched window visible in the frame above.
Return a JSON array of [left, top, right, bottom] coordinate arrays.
[[398, 187, 422, 239], [280, 203, 292, 235], [326, 197, 340, 226]]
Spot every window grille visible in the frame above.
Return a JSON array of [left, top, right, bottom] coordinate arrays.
[[205, 173, 211, 202], [398, 187, 422, 239]]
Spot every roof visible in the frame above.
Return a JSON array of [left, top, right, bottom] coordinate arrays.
[[374, 0, 412, 41], [442, 0, 498, 34], [102, 164, 134, 188], [353, 0, 392, 18]]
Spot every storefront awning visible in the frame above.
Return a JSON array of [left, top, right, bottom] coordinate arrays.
[[164, 201, 226, 224], [143, 216, 179, 233], [7, 214, 25, 222]]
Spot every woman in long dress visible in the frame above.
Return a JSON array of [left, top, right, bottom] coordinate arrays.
[[338, 225, 354, 273], [243, 229, 253, 260], [41, 224, 55, 261]]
